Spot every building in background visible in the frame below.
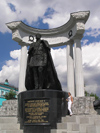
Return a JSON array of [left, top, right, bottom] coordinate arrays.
[[0, 79, 18, 107]]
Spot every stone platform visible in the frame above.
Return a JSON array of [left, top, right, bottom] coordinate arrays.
[[0, 96, 98, 133], [0, 115, 100, 133], [18, 90, 68, 133], [0, 96, 97, 117], [51, 115, 100, 133]]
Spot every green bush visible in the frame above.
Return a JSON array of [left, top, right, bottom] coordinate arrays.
[[85, 91, 99, 100], [4, 89, 16, 100]]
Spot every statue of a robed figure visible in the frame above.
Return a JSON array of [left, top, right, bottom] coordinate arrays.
[[25, 34, 62, 90]]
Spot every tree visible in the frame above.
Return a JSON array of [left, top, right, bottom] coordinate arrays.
[[85, 91, 99, 100], [4, 89, 16, 100]]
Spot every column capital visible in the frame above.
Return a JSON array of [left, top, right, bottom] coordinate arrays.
[[71, 11, 90, 23], [66, 39, 74, 45], [73, 34, 83, 40]]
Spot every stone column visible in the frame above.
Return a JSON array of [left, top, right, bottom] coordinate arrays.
[[74, 37, 84, 97], [18, 44, 27, 93], [67, 40, 75, 97]]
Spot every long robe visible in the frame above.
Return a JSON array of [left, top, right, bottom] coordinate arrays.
[[25, 40, 62, 91]]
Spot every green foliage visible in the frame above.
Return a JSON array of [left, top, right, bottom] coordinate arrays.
[[85, 91, 90, 97], [4, 89, 16, 100], [85, 91, 99, 100]]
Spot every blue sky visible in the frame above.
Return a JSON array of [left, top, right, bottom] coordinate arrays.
[[0, 0, 100, 97]]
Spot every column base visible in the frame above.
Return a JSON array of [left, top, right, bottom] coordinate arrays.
[[72, 97, 97, 115]]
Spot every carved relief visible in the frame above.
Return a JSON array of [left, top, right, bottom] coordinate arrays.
[[12, 29, 22, 42], [71, 11, 90, 23], [29, 35, 34, 42], [7, 21, 21, 30], [76, 22, 85, 34], [68, 30, 73, 38]]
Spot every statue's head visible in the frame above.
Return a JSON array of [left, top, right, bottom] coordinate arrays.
[[36, 34, 41, 40]]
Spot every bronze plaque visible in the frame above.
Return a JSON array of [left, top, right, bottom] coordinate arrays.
[[24, 99, 50, 125]]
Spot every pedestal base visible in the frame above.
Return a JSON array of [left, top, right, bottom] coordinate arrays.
[[18, 89, 68, 133]]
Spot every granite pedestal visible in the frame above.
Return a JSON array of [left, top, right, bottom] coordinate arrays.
[[18, 90, 68, 133]]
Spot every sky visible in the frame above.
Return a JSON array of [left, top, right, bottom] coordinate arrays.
[[0, 0, 100, 97]]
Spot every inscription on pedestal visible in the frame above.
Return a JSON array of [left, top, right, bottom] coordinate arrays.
[[24, 99, 50, 125]]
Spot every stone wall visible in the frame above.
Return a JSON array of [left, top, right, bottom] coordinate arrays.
[[0, 100, 17, 116], [0, 97, 97, 117], [72, 97, 97, 115]]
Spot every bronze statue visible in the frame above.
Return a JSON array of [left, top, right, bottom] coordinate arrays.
[[25, 34, 62, 90]]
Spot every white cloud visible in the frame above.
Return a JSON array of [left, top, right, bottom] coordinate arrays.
[[43, 0, 100, 29], [85, 29, 100, 38], [0, 47, 68, 91], [81, 39, 89, 46], [51, 48, 67, 91], [0, 0, 49, 32], [0, 42, 100, 97], [43, 12, 70, 29], [0, 0, 100, 99], [10, 50, 21, 60], [0, 50, 20, 87], [82, 42, 100, 97], [82, 42, 100, 67], [0, 0, 17, 33], [0, 0, 100, 33], [83, 65, 100, 97]]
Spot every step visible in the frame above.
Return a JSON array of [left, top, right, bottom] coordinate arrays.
[[79, 116, 100, 125], [95, 125, 100, 133], [0, 130, 23, 133], [62, 116, 76, 123], [55, 115, 100, 133], [79, 124, 94, 132], [79, 117, 89, 124], [86, 115, 100, 118], [51, 129, 80, 133], [57, 122, 79, 131], [86, 125, 96, 133], [73, 115, 98, 125], [51, 129, 67, 133], [67, 132, 80, 133], [0, 123, 20, 130], [0, 117, 18, 123], [86, 125, 100, 133], [62, 115, 91, 124], [94, 119, 100, 125]]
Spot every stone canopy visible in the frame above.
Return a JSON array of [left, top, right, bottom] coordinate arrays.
[[7, 11, 89, 47], [6, 11, 90, 97]]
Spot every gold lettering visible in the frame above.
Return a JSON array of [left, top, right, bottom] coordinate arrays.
[[24, 99, 49, 124]]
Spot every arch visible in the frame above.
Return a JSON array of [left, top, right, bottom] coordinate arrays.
[[6, 11, 90, 97]]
